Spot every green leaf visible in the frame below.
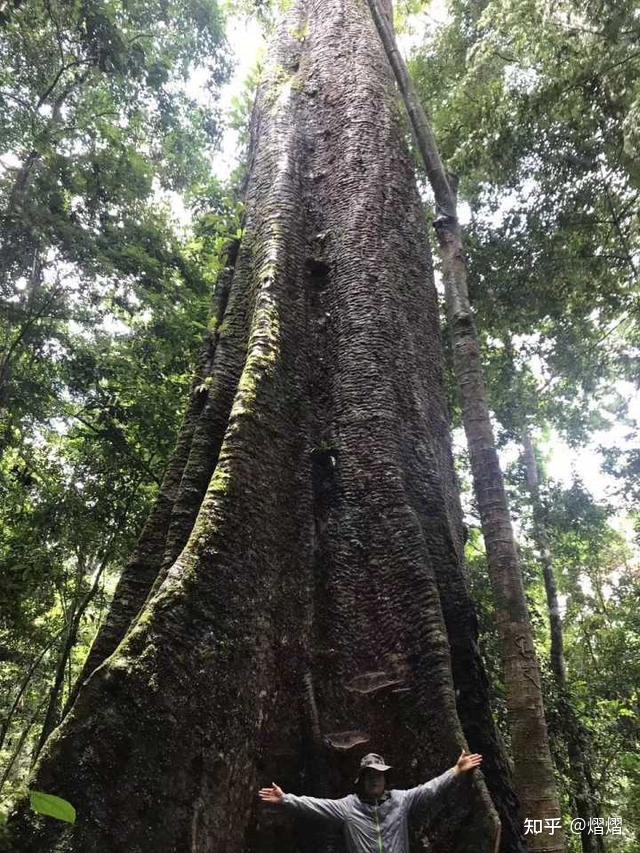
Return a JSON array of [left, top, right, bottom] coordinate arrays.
[[29, 791, 76, 824]]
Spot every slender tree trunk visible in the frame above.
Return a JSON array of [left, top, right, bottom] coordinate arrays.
[[36, 536, 123, 757], [0, 634, 58, 754], [522, 434, 606, 853], [33, 630, 77, 762], [521, 435, 566, 684], [365, 3, 565, 850], [0, 697, 48, 797], [4, 3, 522, 850]]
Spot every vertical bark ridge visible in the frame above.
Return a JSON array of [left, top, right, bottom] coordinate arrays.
[[253, 3, 502, 851], [393, 260, 524, 851], [6, 6, 312, 849], [155, 236, 258, 577]]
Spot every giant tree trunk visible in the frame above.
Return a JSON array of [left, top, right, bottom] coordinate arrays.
[[5, 3, 523, 851], [522, 433, 605, 853], [365, 2, 565, 850]]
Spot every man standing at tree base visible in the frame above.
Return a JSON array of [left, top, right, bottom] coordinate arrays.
[[258, 749, 483, 852]]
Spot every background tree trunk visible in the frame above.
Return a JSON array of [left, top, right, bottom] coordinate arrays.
[[4, 2, 522, 851], [522, 433, 606, 853]]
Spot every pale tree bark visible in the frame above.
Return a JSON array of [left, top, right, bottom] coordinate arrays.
[[521, 435, 566, 685], [365, 2, 566, 850], [522, 433, 605, 853], [5, 3, 523, 851]]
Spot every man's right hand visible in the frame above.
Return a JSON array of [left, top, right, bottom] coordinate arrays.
[[258, 782, 285, 805]]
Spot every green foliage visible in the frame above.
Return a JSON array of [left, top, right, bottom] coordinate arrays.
[[29, 790, 75, 824], [1, 0, 639, 847], [0, 0, 231, 462], [412, 0, 640, 445]]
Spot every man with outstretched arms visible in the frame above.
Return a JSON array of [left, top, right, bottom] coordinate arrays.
[[258, 749, 483, 853]]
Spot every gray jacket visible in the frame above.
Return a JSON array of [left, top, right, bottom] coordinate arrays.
[[282, 766, 459, 853]]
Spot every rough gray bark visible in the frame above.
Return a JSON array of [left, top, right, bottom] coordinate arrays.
[[364, 2, 566, 850], [522, 433, 605, 853], [5, 3, 521, 851]]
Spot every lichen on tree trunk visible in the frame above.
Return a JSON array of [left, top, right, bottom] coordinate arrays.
[[5, 3, 522, 851]]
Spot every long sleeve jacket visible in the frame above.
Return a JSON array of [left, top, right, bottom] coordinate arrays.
[[281, 766, 459, 853]]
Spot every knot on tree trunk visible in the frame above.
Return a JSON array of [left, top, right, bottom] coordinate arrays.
[[433, 213, 457, 234]]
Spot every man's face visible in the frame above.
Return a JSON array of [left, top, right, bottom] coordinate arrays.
[[362, 768, 386, 799]]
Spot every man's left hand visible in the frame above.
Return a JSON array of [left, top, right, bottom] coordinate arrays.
[[455, 749, 483, 775]]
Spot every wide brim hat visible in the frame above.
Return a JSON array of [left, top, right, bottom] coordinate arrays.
[[354, 753, 393, 783]]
